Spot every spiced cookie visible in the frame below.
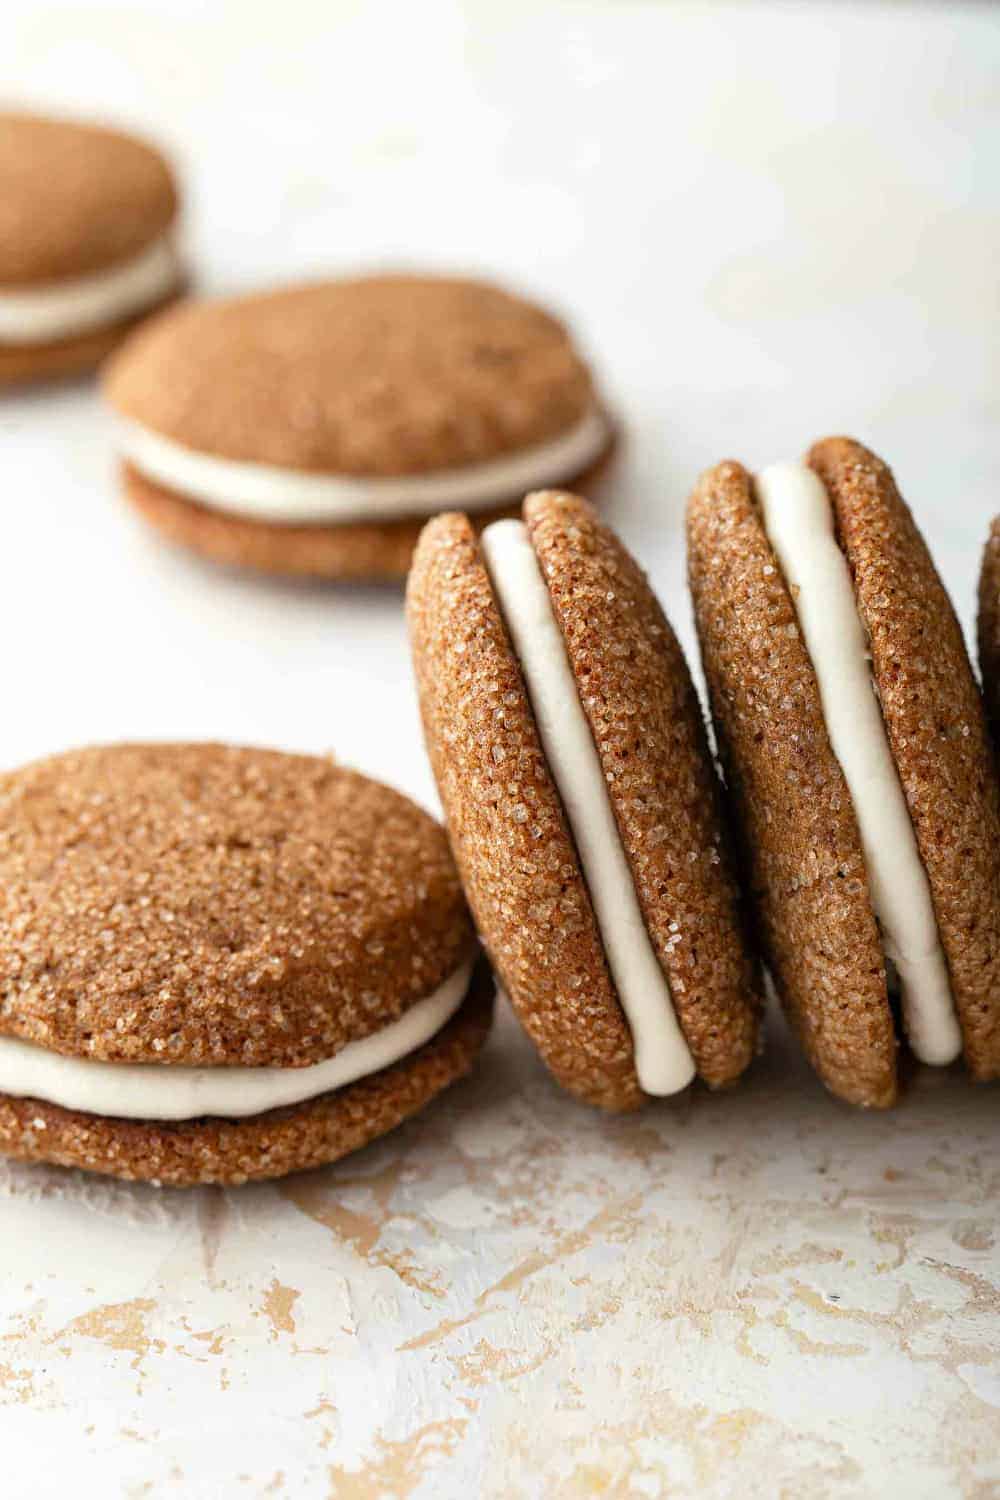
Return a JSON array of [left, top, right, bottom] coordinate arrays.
[[977, 516, 1000, 747], [0, 744, 491, 1185], [688, 437, 1000, 1107], [408, 490, 762, 1111], [0, 111, 183, 385], [103, 275, 615, 582]]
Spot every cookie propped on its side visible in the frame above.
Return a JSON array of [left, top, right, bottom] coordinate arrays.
[[688, 437, 1000, 1107], [408, 490, 762, 1110]]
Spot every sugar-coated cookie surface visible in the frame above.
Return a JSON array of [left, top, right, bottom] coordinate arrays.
[[808, 438, 1000, 1082], [0, 744, 474, 1067], [409, 509, 638, 1109], [0, 964, 493, 1187], [688, 438, 1000, 1107], [522, 492, 761, 1087], [408, 494, 761, 1109], [688, 460, 896, 1107]]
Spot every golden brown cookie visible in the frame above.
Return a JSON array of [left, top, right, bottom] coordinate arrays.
[[0, 112, 183, 384], [977, 515, 1000, 748], [103, 276, 616, 582], [408, 491, 762, 1111], [0, 744, 490, 1185], [688, 437, 1000, 1107]]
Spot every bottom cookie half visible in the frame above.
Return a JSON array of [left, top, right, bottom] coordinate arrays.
[[120, 433, 616, 582], [0, 964, 493, 1187]]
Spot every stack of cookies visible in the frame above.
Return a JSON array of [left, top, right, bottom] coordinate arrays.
[[2, 107, 998, 1190]]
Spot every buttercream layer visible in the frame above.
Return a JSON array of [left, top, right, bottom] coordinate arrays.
[[0, 236, 180, 344], [118, 407, 610, 525], [0, 956, 476, 1121]]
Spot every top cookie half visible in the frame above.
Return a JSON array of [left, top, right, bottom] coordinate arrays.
[[408, 490, 762, 1110]]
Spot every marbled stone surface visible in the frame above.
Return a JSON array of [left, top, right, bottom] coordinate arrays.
[[1, 1, 999, 1494]]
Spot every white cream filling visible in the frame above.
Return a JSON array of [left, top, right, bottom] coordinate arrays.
[[755, 461, 961, 1066], [0, 955, 476, 1122], [481, 518, 695, 1096], [0, 235, 180, 344], [117, 406, 610, 525]]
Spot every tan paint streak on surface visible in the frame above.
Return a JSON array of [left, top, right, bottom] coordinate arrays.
[[0, 1359, 36, 1403], [772, 1311, 868, 1359], [870, 1214, 919, 1272], [327, 1417, 467, 1499], [750, 1243, 845, 1276], [305, 1398, 339, 1450], [547, 1399, 771, 1494], [190, 1325, 228, 1356], [56, 1298, 164, 1371], [281, 1169, 444, 1296], [952, 1220, 995, 1253], [399, 1192, 644, 1352], [451, 1335, 556, 1387], [261, 1279, 300, 1337]]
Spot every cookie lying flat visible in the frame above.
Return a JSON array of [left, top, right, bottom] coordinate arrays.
[[0, 744, 491, 1185], [103, 275, 615, 582], [408, 490, 762, 1111], [0, 112, 183, 385], [688, 437, 1000, 1108]]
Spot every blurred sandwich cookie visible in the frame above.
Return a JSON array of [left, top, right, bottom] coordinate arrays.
[[977, 516, 1000, 748], [0, 112, 182, 385], [103, 275, 615, 581]]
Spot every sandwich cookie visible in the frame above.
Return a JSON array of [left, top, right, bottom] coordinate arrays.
[[103, 275, 615, 582], [0, 112, 183, 385], [408, 490, 762, 1111], [977, 516, 1000, 748], [688, 437, 1000, 1107], [0, 744, 491, 1185]]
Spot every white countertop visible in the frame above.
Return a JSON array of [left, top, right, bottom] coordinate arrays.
[[2, 2, 999, 1495]]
